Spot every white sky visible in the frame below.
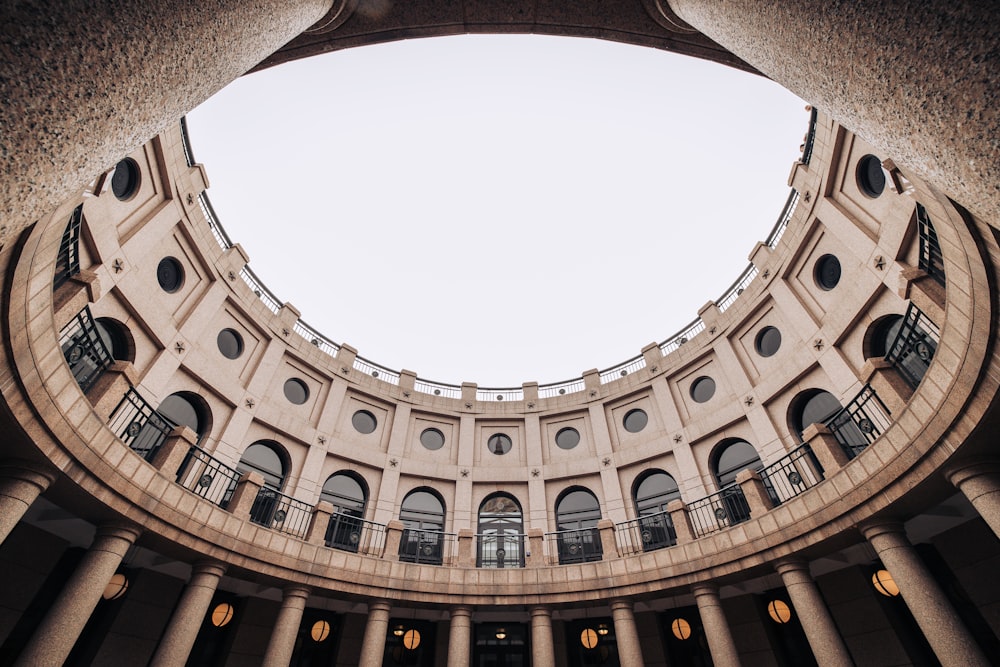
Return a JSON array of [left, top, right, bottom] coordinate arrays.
[[187, 34, 807, 388]]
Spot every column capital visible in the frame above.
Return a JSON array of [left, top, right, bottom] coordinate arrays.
[[450, 605, 473, 619], [773, 556, 810, 577], [95, 521, 143, 545], [0, 458, 58, 488], [609, 598, 634, 612], [368, 599, 393, 614], [282, 584, 311, 601], [691, 581, 720, 598], [529, 605, 552, 618], [191, 561, 227, 578], [944, 458, 1000, 486], [858, 519, 906, 543]]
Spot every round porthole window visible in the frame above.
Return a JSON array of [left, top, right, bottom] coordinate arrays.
[[283, 378, 309, 404], [487, 433, 512, 455], [690, 376, 716, 403], [623, 409, 648, 433], [419, 427, 445, 450], [352, 410, 377, 434], [856, 154, 886, 198], [156, 257, 184, 293], [814, 254, 842, 290], [217, 328, 244, 359], [755, 326, 782, 357], [555, 427, 581, 450], [111, 158, 141, 200]]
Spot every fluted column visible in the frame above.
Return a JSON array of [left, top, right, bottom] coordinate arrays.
[[359, 599, 392, 666], [447, 605, 472, 667], [529, 606, 556, 667], [947, 461, 1000, 540], [14, 523, 141, 667], [774, 558, 853, 667], [665, 0, 1000, 225], [149, 561, 227, 667], [262, 585, 311, 667], [0, 459, 56, 545], [862, 521, 989, 667], [0, 0, 336, 246], [610, 598, 645, 666], [692, 583, 741, 667]]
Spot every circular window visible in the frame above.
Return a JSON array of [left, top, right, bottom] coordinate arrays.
[[217, 328, 244, 359], [555, 427, 581, 450], [156, 257, 184, 293], [487, 433, 512, 455], [283, 378, 309, 405], [623, 409, 648, 433], [755, 326, 782, 357], [690, 376, 716, 403], [111, 158, 141, 200], [856, 154, 886, 198], [814, 254, 842, 290], [352, 410, 377, 434], [419, 427, 445, 450]]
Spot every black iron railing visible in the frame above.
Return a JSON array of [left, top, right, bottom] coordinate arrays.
[[916, 203, 946, 287], [687, 486, 751, 538], [326, 512, 386, 556], [615, 511, 676, 556], [108, 388, 176, 461], [399, 529, 455, 566], [54, 204, 83, 289], [824, 384, 892, 460], [248, 487, 314, 540], [801, 107, 819, 165], [885, 303, 939, 391], [176, 446, 241, 509], [545, 528, 603, 565], [59, 306, 114, 393], [476, 533, 526, 568], [759, 444, 825, 506]]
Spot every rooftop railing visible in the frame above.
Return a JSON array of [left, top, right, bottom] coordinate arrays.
[[414, 379, 462, 399], [687, 486, 751, 539], [353, 356, 401, 385], [476, 387, 524, 402], [538, 378, 586, 399], [615, 511, 676, 556], [326, 512, 387, 557], [658, 318, 706, 357], [249, 487, 314, 541], [716, 265, 759, 313], [824, 384, 891, 460], [759, 444, 824, 506], [239, 267, 282, 315], [293, 319, 341, 357], [175, 446, 242, 509], [599, 355, 647, 385], [800, 107, 819, 166], [765, 189, 800, 249]]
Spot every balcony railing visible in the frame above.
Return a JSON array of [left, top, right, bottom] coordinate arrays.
[[399, 529, 456, 566], [545, 528, 602, 565], [687, 486, 751, 539], [916, 203, 946, 287], [326, 512, 387, 556], [824, 384, 891, 460], [884, 303, 939, 390], [759, 444, 825, 506], [249, 487, 314, 540], [54, 204, 83, 289], [615, 511, 676, 556], [59, 306, 114, 393], [108, 388, 177, 461], [176, 446, 241, 509], [476, 533, 526, 568]]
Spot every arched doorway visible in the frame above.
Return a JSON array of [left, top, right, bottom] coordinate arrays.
[[398, 488, 446, 565], [554, 487, 603, 564], [632, 470, 681, 551], [477, 494, 524, 568], [321, 472, 368, 552]]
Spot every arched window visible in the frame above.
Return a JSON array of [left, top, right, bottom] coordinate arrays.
[[61, 310, 133, 393], [867, 315, 904, 359], [554, 487, 603, 564], [322, 472, 368, 552], [477, 494, 524, 568], [236, 441, 288, 528], [157, 391, 210, 443], [790, 390, 843, 442], [632, 471, 680, 551], [713, 440, 763, 488], [866, 308, 938, 388], [398, 488, 446, 565]]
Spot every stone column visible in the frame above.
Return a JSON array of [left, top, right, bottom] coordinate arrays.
[[149, 561, 227, 667], [529, 606, 556, 667], [692, 583, 741, 667], [663, 0, 1000, 225], [14, 523, 141, 667], [261, 585, 311, 667], [359, 599, 392, 666], [446, 605, 472, 667], [862, 521, 989, 667], [947, 461, 1000, 541], [610, 598, 645, 667], [0, 0, 336, 246], [774, 558, 853, 667], [0, 459, 56, 545]]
